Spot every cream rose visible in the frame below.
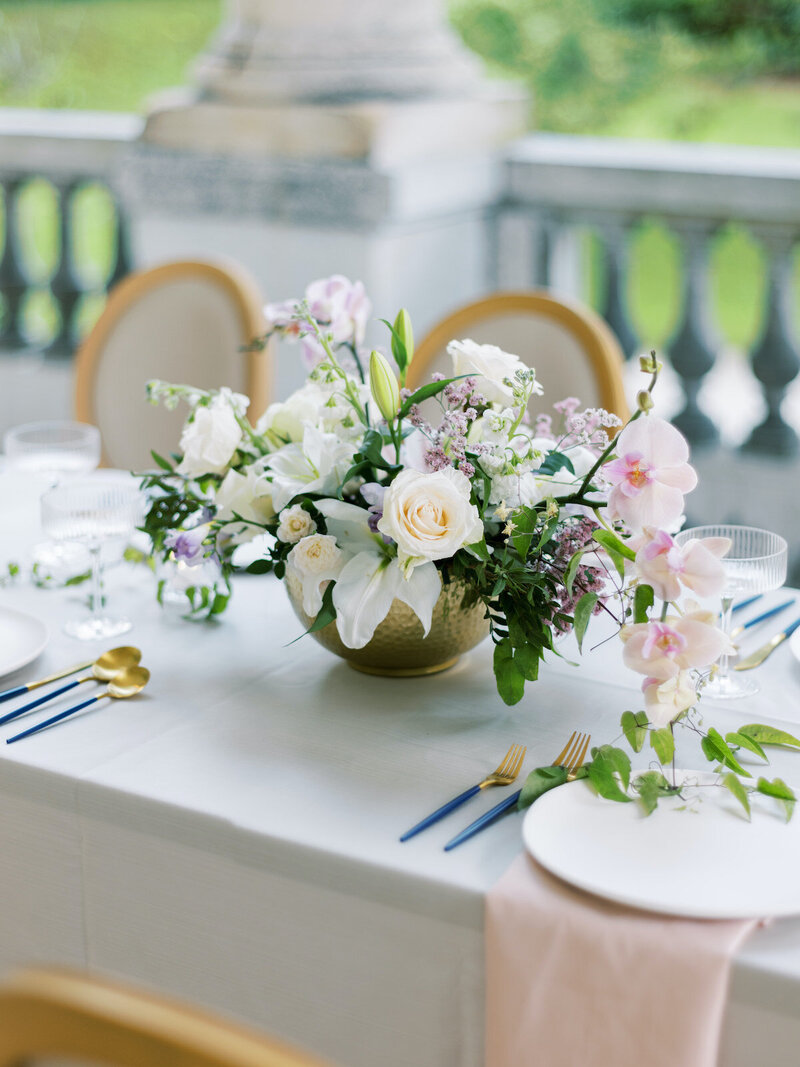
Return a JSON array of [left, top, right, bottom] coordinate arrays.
[[287, 534, 345, 615], [377, 467, 484, 574], [447, 338, 532, 407], [277, 504, 317, 544], [178, 393, 243, 477]]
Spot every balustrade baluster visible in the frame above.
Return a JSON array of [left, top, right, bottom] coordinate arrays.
[[46, 179, 84, 356], [742, 228, 800, 457], [599, 219, 639, 359], [0, 179, 30, 349], [107, 193, 132, 291], [668, 221, 719, 447]]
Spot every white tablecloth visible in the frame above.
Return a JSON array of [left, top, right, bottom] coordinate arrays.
[[1, 470, 800, 1066]]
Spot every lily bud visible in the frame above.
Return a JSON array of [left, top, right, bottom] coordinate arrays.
[[394, 308, 414, 367], [369, 350, 400, 423], [636, 389, 655, 413]]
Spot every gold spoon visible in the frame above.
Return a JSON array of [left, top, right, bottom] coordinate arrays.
[[6, 666, 151, 744], [0, 647, 142, 727]]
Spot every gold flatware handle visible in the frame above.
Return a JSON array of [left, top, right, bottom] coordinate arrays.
[[734, 633, 786, 671], [25, 661, 95, 691]]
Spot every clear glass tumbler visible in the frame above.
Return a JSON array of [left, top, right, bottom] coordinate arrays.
[[674, 524, 788, 699], [41, 481, 143, 641]]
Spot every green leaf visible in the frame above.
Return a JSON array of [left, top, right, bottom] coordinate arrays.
[[650, 727, 675, 765], [725, 731, 768, 763], [150, 449, 174, 472], [513, 642, 540, 682], [633, 583, 654, 624], [593, 528, 636, 562], [246, 559, 272, 575], [465, 539, 490, 561], [588, 749, 632, 804], [756, 776, 796, 821], [740, 724, 800, 750], [621, 710, 648, 753], [634, 770, 679, 816], [306, 581, 337, 634], [494, 639, 525, 705], [593, 744, 631, 790], [510, 509, 539, 561], [572, 592, 598, 652], [701, 727, 751, 777], [564, 549, 586, 598], [397, 375, 470, 418], [536, 451, 575, 477], [722, 774, 751, 820], [517, 764, 568, 811]]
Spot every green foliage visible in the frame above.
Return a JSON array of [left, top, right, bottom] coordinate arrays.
[[517, 764, 569, 810], [740, 724, 800, 749], [650, 727, 675, 764], [634, 770, 680, 815], [722, 773, 751, 820], [756, 776, 796, 821], [588, 744, 632, 802], [572, 592, 598, 652], [633, 583, 655, 624], [621, 710, 648, 752], [701, 726, 751, 777]]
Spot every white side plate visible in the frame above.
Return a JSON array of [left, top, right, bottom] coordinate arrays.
[[0, 608, 48, 678], [523, 773, 800, 919]]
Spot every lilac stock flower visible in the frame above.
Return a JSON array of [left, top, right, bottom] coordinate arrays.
[[165, 525, 210, 566], [305, 275, 370, 347]]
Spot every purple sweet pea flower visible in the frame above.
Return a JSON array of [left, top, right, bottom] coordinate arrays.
[[165, 524, 210, 566]]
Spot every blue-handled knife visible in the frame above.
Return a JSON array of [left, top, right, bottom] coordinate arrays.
[[731, 598, 794, 640], [732, 594, 763, 614], [734, 616, 800, 671]]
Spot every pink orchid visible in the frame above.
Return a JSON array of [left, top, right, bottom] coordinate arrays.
[[635, 528, 731, 602], [604, 416, 697, 530], [642, 671, 698, 727], [621, 610, 730, 681]]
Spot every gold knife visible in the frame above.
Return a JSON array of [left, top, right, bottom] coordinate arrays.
[[734, 617, 800, 671]]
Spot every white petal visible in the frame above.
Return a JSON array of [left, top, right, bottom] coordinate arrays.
[[315, 499, 381, 554], [394, 562, 442, 637], [332, 551, 402, 649]]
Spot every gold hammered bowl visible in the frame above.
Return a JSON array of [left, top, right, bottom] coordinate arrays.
[[284, 572, 490, 676]]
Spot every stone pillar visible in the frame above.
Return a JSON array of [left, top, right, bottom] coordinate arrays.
[[120, 0, 527, 403]]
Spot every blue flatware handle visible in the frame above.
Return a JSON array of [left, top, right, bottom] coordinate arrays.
[[6, 695, 100, 744], [444, 789, 522, 851], [732, 594, 762, 614], [784, 617, 800, 639], [400, 784, 481, 841], [743, 599, 794, 630], [0, 684, 28, 705], [0, 678, 81, 727]]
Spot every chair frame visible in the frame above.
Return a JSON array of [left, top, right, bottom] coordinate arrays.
[[408, 290, 629, 418], [0, 968, 325, 1067], [74, 259, 270, 465]]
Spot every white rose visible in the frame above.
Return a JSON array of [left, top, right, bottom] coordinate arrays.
[[277, 504, 317, 544], [287, 534, 345, 616], [215, 467, 275, 544], [447, 338, 529, 407], [178, 394, 243, 478], [377, 467, 484, 574]]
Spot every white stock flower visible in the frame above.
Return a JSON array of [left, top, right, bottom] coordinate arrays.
[[447, 339, 531, 407], [277, 504, 317, 544], [177, 392, 244, 478], [287, 534, 345, 616], [265, 426, 356, 512], [257, 379, 369, 444], [215, 467, 275, 544], [488, 472, 544, 509], [377, 467, 484, 574]]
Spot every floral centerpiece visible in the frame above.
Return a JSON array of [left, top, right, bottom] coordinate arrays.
[[142, 275, 798, 819]]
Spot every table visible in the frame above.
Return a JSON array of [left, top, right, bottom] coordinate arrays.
[[1, 469, 800, 1066]]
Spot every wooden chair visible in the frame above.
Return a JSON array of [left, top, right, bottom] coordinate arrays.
[[74, 259, 271, 470], [409, 291, 629, 419], [0, 967, 328, 1067]]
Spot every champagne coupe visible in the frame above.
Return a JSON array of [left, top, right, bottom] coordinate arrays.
[[41, 481, 143, 641], [674, 525, 788, 700], [4, 421, 102, 576]]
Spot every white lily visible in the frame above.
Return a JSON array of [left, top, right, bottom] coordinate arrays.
[[265, 426, 356, 511], [315, 500, 441, 649]]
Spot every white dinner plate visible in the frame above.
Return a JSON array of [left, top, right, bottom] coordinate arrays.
[[789, 626, 800, 664], [522, 772, 800, 919], [0, 607, 48, 678]]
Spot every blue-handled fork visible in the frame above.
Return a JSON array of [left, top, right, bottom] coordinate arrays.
[[399, 743, 526, 842]]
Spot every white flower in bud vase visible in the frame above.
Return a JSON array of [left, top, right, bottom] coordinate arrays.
[[378, 467, 484, 575], [277, 505, 317, 544], [215, 468, 275, 543], [287, 534, 345, 616], [177, 392, 244, 478], [447, 339, 537, 407], [642, 671, 698, 728]]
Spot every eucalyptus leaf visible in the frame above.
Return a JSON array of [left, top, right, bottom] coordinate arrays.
[[633, 583, 655, 625], [621, 710, 648, 753], [650, 727, 675, 765], [573, 592, 598, 652], [722, 774, 751, 820], [740, 724, 800, 749], [517, 764, 568, 811]]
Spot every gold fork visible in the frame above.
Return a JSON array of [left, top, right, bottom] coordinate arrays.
[[443, 731, 591, 851], [400, 743, 527, 842]]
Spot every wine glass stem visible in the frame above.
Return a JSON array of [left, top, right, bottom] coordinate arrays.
[[718, 594, 735, 685], [89, 544, 104, 623]]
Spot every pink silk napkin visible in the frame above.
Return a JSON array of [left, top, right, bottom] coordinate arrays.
[[486, 854, 760, 1067]]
